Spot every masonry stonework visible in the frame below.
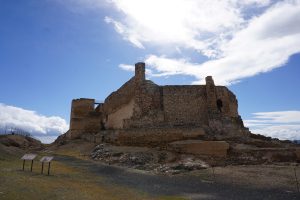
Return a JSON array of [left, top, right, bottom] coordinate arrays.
[[68, 98, 102, 138]]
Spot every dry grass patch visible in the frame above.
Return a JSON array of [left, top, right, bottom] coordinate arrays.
[[0, 156, 187, 200]]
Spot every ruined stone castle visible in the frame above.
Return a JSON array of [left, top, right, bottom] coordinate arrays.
[[66, 62, 249, 153], [60, 62, 300, 161]]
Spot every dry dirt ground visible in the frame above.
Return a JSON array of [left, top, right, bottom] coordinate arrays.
[[1, 140, 300, 200], [54, 155, 300, 200]]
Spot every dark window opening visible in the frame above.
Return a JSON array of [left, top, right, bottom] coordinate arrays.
[[216, 99, 223, 112], [100, 121, 106, 130]]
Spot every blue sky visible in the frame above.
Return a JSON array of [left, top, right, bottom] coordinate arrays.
[[0, 0, 300, 143]]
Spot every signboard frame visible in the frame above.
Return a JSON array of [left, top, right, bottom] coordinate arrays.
[[21, 154, 37, 171], [40, 156, 54, 175]]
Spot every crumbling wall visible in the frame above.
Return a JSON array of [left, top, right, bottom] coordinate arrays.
[[105, 127, 206, 147], [70, 98, 95, 130], [134, 81, 162, 117], [103, 77, 135, 114], [169, 140, 230, 157], [125, 80, 164, 128], [106, 99, 134, 129], [215, 86, 238, 118], [70, 99, 94, 120], [102, 78, 136, 129]]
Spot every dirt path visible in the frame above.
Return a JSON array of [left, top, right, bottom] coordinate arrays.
[[55, 155, 300, 200]]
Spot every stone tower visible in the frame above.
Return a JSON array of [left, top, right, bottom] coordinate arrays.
[[205, 76, 217, 112], [135, 62, 145, 83]]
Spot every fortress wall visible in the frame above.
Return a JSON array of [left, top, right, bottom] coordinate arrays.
[[69, 98, 102, 138], [103, 77, 136, 114], [131, 62, 164, 126], [118, 83, 164, 128], [205, 76, 217, 112], [168, 140, 229, 157], [104, 127, 206, 146], [227, 91, 239, 117], [135, 81, 163, 116], [102, 77, 136, 129], [71, 98, 94, 118], [70, 98, 95, 130], [162, 86, 208, 126]]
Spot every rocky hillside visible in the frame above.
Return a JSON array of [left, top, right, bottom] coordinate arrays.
[[0, 134, 44, 161]]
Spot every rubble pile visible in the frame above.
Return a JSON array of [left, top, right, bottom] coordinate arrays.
[[90, 143, 209, 174]]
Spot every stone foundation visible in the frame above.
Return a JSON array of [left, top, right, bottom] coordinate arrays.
[[80, 127, 206, 147]]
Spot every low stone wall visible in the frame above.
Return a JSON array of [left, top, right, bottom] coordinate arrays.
[[80, 127, 206, 147], [114, 128, 206, 147], [168, 140, 230, 157], [77, 131, 126, 144], [229, 147, 300, 163]]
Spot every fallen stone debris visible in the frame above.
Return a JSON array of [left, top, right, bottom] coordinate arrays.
[[90, 143, 209, 174]]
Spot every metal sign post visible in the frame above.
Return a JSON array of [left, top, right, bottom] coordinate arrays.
[[40, 156, 54, 175], [21, 154, 37, 171]]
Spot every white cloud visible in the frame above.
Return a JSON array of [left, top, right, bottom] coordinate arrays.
[[119, 63, 135, 71], [248, 111, 300, 124], [104, 0, 300, 85], [245, 111, 300, 141], [106, 0, 246, 51], [0, 103, 69, 144], [105, 16, 145, 48], [118, 63, 154, 76]]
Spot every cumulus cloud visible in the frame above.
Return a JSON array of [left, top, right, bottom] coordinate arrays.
[[245, 111, 300, 141], [119, 63, 135, 72], [104, 0, 300, 85], [0, 103, 68, 143], [106, 0, 246, 51]]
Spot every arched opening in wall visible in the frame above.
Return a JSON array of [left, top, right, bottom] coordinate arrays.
[[216, 99, 223, 112]]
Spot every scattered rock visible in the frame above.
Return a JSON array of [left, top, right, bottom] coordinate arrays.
[[90, 143, 209, 174]]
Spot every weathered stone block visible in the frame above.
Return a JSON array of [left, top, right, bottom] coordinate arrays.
[[295, 148, 300, 161], [112, 128, 206, 147], [169, 140, 229, 157]]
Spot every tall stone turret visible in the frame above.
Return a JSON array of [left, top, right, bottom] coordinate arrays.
[[135, 62, 145, 84], [205, 76, 217, 112], [67, 98, 102, 139], [70, 98, 95, 131]]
